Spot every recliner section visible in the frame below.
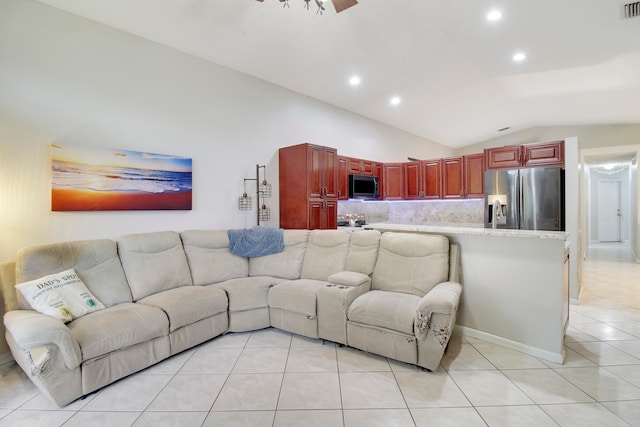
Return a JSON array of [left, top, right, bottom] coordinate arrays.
[[1, 228, 462, 407]]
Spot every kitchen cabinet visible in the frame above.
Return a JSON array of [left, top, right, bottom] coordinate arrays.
[[382, 163, 404, 200], [279, 143, 338, 229], [337, 155, 349, 200], [403, 160, 442, 199], [348, 157, 376, 176], [485, 141, 564, 170], [442, 154, 484, 199]]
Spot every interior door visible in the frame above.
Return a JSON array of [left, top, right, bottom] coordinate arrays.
[[597, 180, 621, 242]]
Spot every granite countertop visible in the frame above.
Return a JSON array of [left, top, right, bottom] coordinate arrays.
[[365, 222, 569, 240]]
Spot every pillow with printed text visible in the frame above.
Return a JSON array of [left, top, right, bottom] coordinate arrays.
[[15, 268, 105, 322]]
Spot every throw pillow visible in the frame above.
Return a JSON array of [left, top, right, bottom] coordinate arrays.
[[15, 268, 105, 322]]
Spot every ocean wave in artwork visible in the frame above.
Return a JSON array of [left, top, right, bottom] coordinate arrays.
[[52, 160, 192, 194]]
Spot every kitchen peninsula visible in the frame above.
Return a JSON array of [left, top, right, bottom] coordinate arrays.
[[366, 222, 570, 364]]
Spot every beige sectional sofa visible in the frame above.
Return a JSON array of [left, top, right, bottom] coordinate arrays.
[[0, 229, 462, 407]]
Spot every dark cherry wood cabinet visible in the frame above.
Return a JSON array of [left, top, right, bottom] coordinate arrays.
[[441, 154, 484, 199], [403, 161, 422, 200], [383, 163, 404, 200], [523, 141, 564, 167], [485, 141, 565, 170], [464, 153, 485, 199], [422, 159, 442, 199], [348, 157, 376, 176], [337, 155, 349, 200], [279, 143, 338, 229]]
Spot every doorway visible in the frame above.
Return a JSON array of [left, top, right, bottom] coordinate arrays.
[[596, 180, 621, 242]]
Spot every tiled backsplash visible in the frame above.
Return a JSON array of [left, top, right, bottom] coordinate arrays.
[[338, 199, 485, 227]]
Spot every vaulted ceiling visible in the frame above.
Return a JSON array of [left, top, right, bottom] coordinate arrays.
[[36, 0, 640, 148]]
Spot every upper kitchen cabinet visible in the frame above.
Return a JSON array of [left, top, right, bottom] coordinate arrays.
[[442, 154, 484, 199], [383, 163, 404, 200], [403, 159, 442, 200], [279, 143, 338, 229], [485, 141, 564, 170], [348, 157, 376, 176]]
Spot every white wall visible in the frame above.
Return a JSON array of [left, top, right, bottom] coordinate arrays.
[[0, 0, 453, 263]]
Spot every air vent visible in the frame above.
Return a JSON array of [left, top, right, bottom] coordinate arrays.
[[624, 2, 640, 18]]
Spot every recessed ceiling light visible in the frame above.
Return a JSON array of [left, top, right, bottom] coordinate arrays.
[[512, 52, 526, 62], [349, 75, 361, 86], [487, 10, 502, 21], [390, 96, 401, 106]]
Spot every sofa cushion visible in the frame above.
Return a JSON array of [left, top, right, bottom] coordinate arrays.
[[67, 303, 168, 361], [268, 279, 326, 316], [212, 276, 277, 312], [372, 233, 449, 297], [181, 230, 249, 285], [138, 286, 228, 333], [118, 231, 193, 301], [249, 230, 309, 280], [300, 230, 352, 281], [16, 239, 132, 308], [348, 290, 421, 336], [346, 230, 381, 276]]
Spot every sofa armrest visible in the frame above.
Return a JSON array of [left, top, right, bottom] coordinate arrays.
[[4, 310, 82, 371], [415, 281, 462, 341], [327, 271, 370, 287]]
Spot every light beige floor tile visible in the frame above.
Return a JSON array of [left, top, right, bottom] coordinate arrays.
[[602, 400, 640, 427], [133, 411, 207, 427], [83, 374, 173, 411], [337, 347, 391, 372], [146, 374, 227, 411], [565, 341, 640, 365], [344, 409, 415, 427], [19, 391, 95, 411], [388, 359, 425, 372], [285, 346, 338, 372], [0, 409, 75, 427], [64, 411, 141, 427], [232, 347, 289, 373], [541, 402, 629, 427], [554, 366, 640, 401], [277, 372, 341, 410], [475, 405, 559, 427], [440, 342, 495, 371], [203, 410, 275, 427], [469, 341, 548, 369], [394, 370, 471, 408], [540, 346, 597, 368], [0, 365, 40, 409], [563, 326, 599, 343], [274, 409, 343, 427], [246, 328, 292, 348], [448, 370, 533, 406], [606, 321, 640, 338], [199, 331, 251, 349], [607, 339, 640, 359], [570, 322, 638, 341], [605, 364, 640, 388], [212, 373, 283, 411], [178, 347, 242, 374], [340, 372, 406, 409], [501, 369, 593, 404], [411, 407, 486, 427], [140, 349, 194, 375], [291, 335, 333, 347]]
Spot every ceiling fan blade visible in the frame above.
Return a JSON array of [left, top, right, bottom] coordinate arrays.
[[331, 0, 358, 13]]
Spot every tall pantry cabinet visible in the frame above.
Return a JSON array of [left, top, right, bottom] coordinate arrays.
[[279, 143, 338, 229]]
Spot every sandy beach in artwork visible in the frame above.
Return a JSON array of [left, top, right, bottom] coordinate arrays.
[[52, 188, 192, 211]]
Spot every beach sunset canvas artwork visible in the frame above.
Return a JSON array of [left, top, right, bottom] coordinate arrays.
[[51, 145, 192, 211]]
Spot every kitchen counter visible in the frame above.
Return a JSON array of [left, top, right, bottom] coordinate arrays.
[[366, 222, 569, 364], [365, 222, 568, 240]]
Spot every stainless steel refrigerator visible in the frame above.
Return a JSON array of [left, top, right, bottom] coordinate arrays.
[[484, 167, 565, 231]]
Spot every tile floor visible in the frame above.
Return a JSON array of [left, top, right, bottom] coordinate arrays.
[[1, 242, 639, 426]]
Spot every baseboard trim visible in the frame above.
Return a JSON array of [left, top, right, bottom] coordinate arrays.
[[454, 325, 565, 364]]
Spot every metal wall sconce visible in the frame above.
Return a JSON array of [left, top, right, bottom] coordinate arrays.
[[238, 164, 271, 225]]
